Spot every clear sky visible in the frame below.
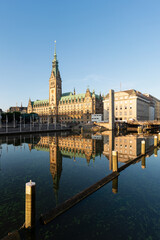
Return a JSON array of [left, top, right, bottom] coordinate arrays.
[[0, 0, 160, 111]]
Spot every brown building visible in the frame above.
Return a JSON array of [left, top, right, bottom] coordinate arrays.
[[27, 44, 103, 123], [7, 105, 27, 113]]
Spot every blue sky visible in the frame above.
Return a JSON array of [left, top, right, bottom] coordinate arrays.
[[0, 0, 160, 111]]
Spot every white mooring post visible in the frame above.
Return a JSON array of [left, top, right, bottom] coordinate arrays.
[[154, 136, 158, 147], [158, 133, 160, 144], [141, 140, 145, 155], [112, 150, 118, 172], [25, 180, 36, 229]]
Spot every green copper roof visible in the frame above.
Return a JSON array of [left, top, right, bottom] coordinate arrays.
[[34, 146, 49, 152], [60, 92, 102, 102], [33, 99, 49, 106], [62, 92, 73, 97], [61, 149, 86, 158], [30, 91, 102, 107], [60, 93, 86, 101]]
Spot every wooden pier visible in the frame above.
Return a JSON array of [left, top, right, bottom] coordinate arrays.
[[41, 171, 119, 224]]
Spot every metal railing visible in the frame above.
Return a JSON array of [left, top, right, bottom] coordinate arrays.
[[0, 123, 69, 134]]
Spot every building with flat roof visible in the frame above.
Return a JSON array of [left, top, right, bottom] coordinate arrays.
[[103, 89, 155, 121], [143, 93, 160, 120]]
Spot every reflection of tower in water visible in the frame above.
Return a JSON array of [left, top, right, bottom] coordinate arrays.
[[33, 135, 103, 204], [49, 137, 62, 205]]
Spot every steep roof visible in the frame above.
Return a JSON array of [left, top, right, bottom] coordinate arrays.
[[60, 92, 101, 102], [62, 92, 72, 97], [60, 93, 86, 101], [30, 91, 102, 106], [33, 99, 49, 106]]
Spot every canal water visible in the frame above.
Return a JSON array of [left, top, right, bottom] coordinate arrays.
[[0, 132, 159, 239]]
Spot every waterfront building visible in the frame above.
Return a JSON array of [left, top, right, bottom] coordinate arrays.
[[7, 104, 27, 113], [27, 44, 103, 123], [103, 89, 155, 121], [143, 93, 160, 120]]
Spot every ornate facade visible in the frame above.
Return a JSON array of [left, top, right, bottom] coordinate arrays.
[[29, 135, 103, 203], [27, 44, 103, 123]]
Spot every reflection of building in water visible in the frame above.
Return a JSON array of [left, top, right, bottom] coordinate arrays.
[[103, 133, 154, 168], [32, 135, 103, 203], [32, 136, 62, 204], [49, 137, 62, 204], [58, 135, 102, 164]]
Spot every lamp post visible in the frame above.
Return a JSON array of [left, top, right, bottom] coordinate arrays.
[[55, 117, 56, 129], [0, 112, 2, 129], [30, 116, 32, 131], [24, 116, 25, 129], [13, 113, 16, 128], [47, 115, 49, 130], [20, 116, 22, 132], [33, 115, 34, 128], [6, 115, 8, 133]]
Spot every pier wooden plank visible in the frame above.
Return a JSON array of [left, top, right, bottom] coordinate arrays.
[[41, 171, 119, 224]]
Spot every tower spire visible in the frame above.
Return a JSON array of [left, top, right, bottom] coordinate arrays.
[[52, 40, 58, 76], [54, 40, 56, 59]]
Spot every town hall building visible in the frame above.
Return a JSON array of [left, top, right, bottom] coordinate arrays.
[[27, 44, 103, 123]]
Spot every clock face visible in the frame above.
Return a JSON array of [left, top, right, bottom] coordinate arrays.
[[51, 82, 55, 87]]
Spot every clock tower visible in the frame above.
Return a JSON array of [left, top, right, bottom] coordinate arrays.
[[49, 41, 62, 116]]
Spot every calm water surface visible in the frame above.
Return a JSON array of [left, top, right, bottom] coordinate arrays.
[[0, 132, 159, 240]]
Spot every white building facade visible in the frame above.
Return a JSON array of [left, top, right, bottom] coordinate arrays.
[[103, 89, 155, 121]]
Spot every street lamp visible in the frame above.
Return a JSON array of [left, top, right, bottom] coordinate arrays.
[[20, 116, 22, 132], [6, 115, 8, 133], [0, 112, 2, 129]]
